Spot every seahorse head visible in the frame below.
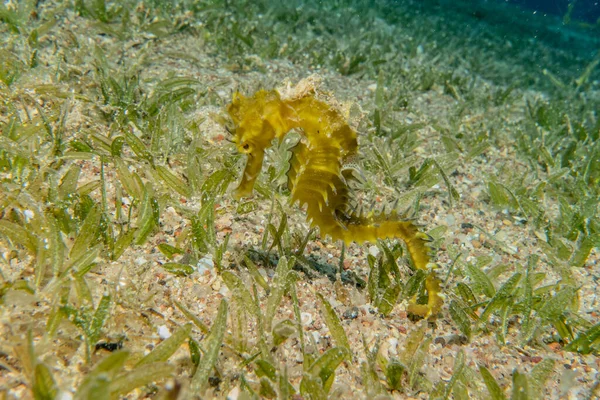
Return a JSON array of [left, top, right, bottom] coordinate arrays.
[[227, 90, 281, 155]]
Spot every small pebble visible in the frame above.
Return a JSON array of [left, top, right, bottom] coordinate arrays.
[[158, 325, 171, 339], [227, 387, 240, 400], [343, 306, 359, 320], [57, 392, 73, 400], [301, 312, 313, 326], [368, 245, 380, 257], [135, 257, 147, 265], [23, 209, 34, 221]]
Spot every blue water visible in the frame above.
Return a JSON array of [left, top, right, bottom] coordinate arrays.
[[408, 0, 600, 60], [508, 0, 600, 24], [365, 0, 600, 96]]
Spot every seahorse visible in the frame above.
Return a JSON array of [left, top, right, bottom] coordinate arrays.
[[227, 87, 442, 317]]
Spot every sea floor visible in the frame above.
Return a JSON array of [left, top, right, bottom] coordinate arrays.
[[0, 1, 599, 399]]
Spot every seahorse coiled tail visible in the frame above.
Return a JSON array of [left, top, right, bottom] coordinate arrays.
[[227, 88, 442, 317]]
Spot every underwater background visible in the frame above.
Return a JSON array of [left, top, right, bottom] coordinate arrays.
[[508, 0, 600, 23], [1, 0, 599, 398]]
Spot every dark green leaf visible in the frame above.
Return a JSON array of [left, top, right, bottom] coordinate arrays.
[[403, 269, 427, 300], [45, 212, 65, 278], [70, 205, 100, 262], [479, 365, 507, 400], [0, 220, 37, 254], [236, 201, 258, 215], [259, 376, 277, 398], [528, 359, 554, 399], [136, 324, 192, 367], [173, 300, 209, 334], [511, 370, 528, 400], [157, 243, 183, 259], [307, 347, 349, 393], [156, 165, 190, 197], [408, 336, 431, 389], [112, 229, 136, 261], [299, 373, 327, 400], [162, 262, 194, 276], [442, 350, 466, 399], [272, 319, 296, 346], [401, 323, 426, 365], [69, 243, 101, 275], [124, 129, 153, 164], [58, 165, 81, 200], [76, 351, 130, 399], [134, 185, 156, 245], [265, 256, 294, 330], [255, 359, 277, 381], [538, 287, 576, 323], [243, 255, 269, 291], [570, 234, 600, 268], [367, 254, 379, 304], [564, 323, 600, 354], [89, 294, 111, 345], [114, 158, 141, 199], [33, 363, 58, 400], [386, 358, 405, 390], [479, 273, 521, 323], [201, 169, 234, 202], [465, 263, 496, 298], [378, 283, 402, 316], [109, 362, 174, 397], [190, 299, 228, 392], [110, 136, 125, 157], [222, 271, 261, 317], [449, 300, 472, 340], [456, 282, 478, 308], [316, 293, 350, 351], [520, 258, 535, 345], [189, 338, 201, 367]]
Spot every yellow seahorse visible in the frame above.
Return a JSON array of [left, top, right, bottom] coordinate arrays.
[[227, 86, 442, 317]]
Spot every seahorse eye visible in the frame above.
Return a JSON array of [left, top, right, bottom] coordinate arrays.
[[239, 142, 253, 154]]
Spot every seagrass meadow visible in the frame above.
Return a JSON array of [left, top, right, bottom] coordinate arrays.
[[0, 0, 599, 398]]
